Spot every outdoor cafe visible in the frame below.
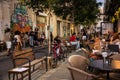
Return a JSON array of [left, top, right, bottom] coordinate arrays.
[[68, 33, 120, 80]]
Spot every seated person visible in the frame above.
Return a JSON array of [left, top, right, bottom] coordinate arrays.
[[110, 33, 120, 50], [70, 33, 80, 49], [94, 35, 101, 50], [81, 48, 100, 62], [54, 35, 61, 44], [110, 33, 120, 49], [81, 35, 102, 61]]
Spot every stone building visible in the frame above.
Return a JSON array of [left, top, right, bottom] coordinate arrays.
[[0, 0, 74, 41], [0, 0, 14, 40]]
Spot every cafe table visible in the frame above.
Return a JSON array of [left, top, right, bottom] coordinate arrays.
[[89, 59, 120, 80]]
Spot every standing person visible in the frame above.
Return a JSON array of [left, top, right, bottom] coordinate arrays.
[[70, 32, 80, 50], [24, 32, 29, 47], [50, 32, 53, 43], [41, 32, 46, 48], [82, 29, 87, 41], [29, 28, 34, 47], [87, 28, 91, 40], [34, 28, 39, 46], [54, 35, 61, 44], [4, 28, 12, 56], [14, 30, 22, 51], [76, 32, 80, 41]]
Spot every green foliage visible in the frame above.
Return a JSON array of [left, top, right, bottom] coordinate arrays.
[[22, 0, 55, 11], [22, 0, 101, 26], [53, 0, 101, 25]]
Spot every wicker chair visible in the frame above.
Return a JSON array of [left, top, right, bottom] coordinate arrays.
[[68, 55, 105, 80], [68, 55, 90, 70], [68, 66, 105, 80]]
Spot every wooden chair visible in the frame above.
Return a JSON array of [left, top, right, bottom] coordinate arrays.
[[68, 66, 105, 80], [8, 48, 46, 80], [8, 67, 29, 80], [68, 55, 90, 70]]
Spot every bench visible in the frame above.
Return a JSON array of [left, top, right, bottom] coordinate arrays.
[[8, 48, 46, 80]]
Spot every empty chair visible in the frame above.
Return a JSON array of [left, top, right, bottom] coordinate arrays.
[[68, 55, 90, 70], [68, 66, 105, 80]]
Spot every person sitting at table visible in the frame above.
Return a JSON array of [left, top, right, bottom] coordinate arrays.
[[82, 35, 102, 61], [81, 48, 99, 62], [110, 33, 118, 44], [93, 34, 101, 50], [110, 32, 120, 49], [70, 32, 80, 50]]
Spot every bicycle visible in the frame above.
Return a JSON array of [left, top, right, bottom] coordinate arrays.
[[51, 42, 65, 68]]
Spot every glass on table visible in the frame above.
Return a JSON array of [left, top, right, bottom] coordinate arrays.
[[107, 58, 113, 64], [102, 52, 108, 63]]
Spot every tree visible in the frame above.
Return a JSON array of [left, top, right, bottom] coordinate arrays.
[[53, 0, 102, 26], [22, 0, 101, 26], [21, 0, 55, 12], [21, 0, 101, 52]]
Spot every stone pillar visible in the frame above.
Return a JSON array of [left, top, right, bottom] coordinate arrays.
[[2, 1, 11, 28], [10, 0, 15, 16], [0, 0, 11, 40]]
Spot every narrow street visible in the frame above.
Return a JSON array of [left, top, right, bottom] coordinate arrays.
[[0, 46, 49, 80], [0, 0, 120, 80]]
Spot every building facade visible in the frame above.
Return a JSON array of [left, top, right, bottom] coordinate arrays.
[[0, 0, 73, 41], [0, 0, 13, 40]]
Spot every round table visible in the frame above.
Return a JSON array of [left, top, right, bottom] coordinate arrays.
[[89, 59, 120, 80]]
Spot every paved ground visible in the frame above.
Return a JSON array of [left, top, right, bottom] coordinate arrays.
[[0, 48, 88, 80], [0, 46, 49, 80], [36, 50, 84, 80], [2, 47, 119, 80], [37, 61, 72, 80]]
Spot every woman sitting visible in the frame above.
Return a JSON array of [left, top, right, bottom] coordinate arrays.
[[81, 35, 102, 61], [70, 32, 80, 50], [110, 33, 120, 49]]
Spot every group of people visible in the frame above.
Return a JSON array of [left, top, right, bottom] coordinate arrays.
[[82, 32, 120, 61], [65, 29, 120, 61], [4, 28, 46, 56], [29, 28, 46, 48]]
